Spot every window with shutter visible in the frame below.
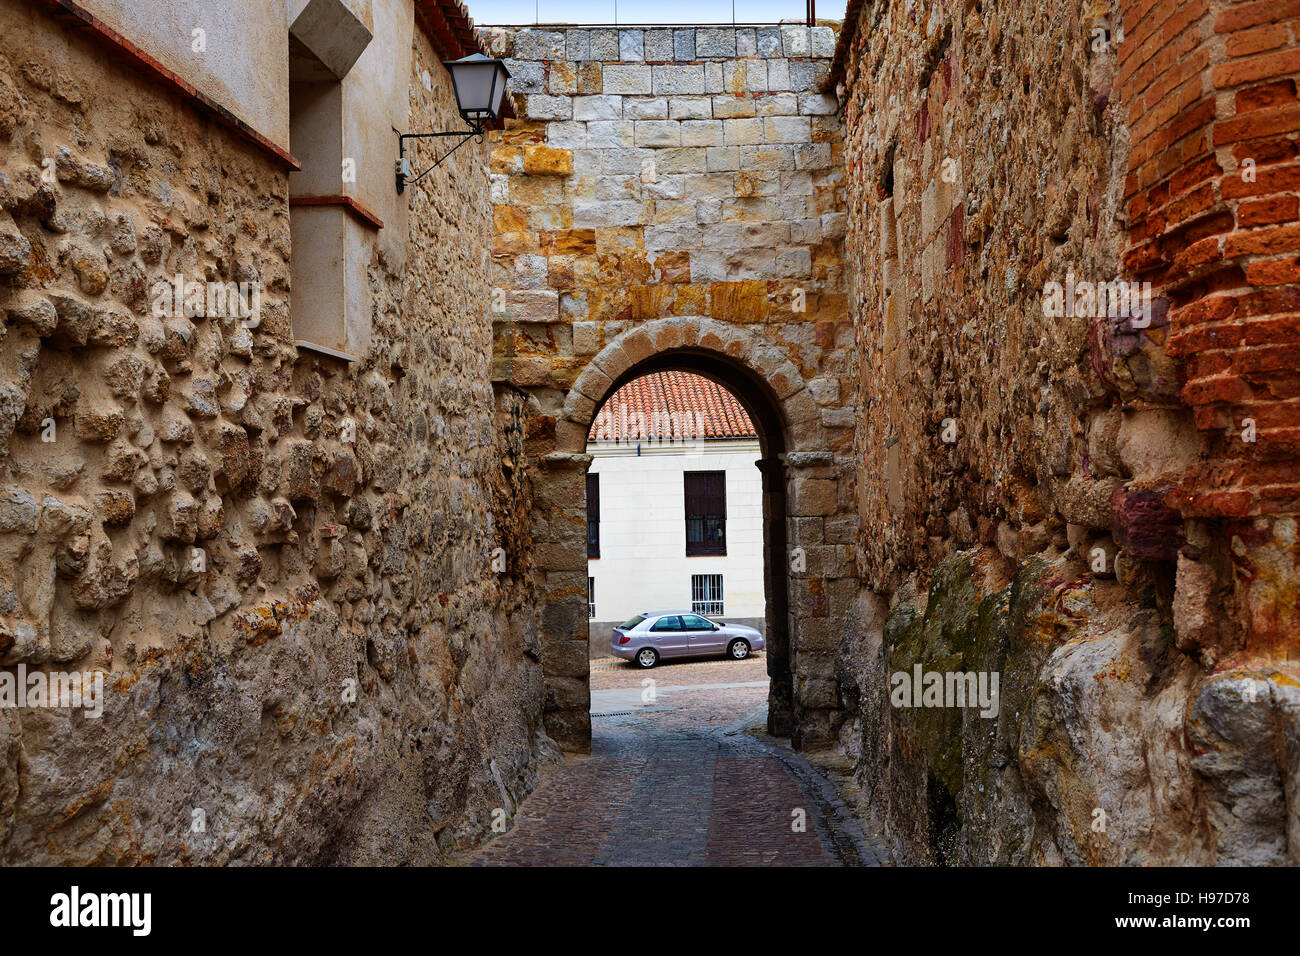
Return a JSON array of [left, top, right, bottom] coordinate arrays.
[[684, 471, 726, 556]]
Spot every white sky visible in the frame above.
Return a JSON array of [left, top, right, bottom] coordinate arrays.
[[469, 0, 848, 25]]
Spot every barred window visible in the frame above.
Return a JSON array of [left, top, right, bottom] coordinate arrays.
[[588, 576, 596, 619], [691, 574, 724, 617]]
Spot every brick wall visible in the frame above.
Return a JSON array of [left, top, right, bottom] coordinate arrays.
[[834, 0, 1300, 864], [1117, 0, 1300, 648]]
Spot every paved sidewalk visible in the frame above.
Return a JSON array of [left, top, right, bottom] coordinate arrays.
[[469, 655, 883, 866]]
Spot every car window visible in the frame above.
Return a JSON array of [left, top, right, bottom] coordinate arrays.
[[621, 615, 646, 629], [681, 615, 715, 630], [650, 616, 682, 631]]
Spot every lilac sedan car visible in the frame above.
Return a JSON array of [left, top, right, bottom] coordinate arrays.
[[610, 611, 764, 669]]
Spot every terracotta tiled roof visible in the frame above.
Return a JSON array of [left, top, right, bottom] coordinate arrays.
[[589, 371, 757, 442]]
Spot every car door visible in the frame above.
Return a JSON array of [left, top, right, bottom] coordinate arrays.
[[682, 614, 726, 653], [648, 615, 689, 657]]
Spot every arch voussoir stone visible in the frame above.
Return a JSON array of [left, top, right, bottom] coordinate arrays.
[[569, 318, 816, 449], [574, 364, 612, 404]]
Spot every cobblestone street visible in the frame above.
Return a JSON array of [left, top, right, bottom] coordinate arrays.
[[469, 655, 883, 866]]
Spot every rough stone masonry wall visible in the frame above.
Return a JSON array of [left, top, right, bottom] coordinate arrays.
[[0, 2, 546, 863], [480, 23, 860, 752], [836, 0, 1300, 865]]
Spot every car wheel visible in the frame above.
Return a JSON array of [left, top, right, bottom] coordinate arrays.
[[635, 647, 659, 669], [727, 639, 750, 660]]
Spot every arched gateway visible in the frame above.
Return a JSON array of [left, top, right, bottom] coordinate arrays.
[[481, 23, 854, 754], [515, 318, 856, 753]]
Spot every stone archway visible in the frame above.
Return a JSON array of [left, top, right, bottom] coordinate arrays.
[[533, 317, 853, 754]]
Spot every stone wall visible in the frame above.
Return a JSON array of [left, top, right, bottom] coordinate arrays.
[[0, 1, 547, 863], [481, 23, 860, 753], [833, 0, 1300, 865]]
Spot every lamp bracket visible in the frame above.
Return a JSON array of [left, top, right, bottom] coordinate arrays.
[[394, 122, 485, 193]]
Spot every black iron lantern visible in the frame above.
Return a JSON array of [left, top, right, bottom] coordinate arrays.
[[443, 53, 510, 127], [395, 53, 510, 193]]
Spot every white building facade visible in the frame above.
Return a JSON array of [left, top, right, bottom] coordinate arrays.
[[585, 373, 766, 657]]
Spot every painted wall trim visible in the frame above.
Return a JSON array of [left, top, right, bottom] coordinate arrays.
[[289, 194, 384, 230]]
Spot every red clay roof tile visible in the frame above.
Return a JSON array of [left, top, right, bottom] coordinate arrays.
[[589, 371, 757, 442]]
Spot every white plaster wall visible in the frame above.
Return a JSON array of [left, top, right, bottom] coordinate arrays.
[[341, 0, 415, 265], [81, 0, 290, 148], [587, 439, 765, 625]]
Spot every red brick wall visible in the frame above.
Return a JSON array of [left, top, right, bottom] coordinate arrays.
[[1120, 0, 1300, 522]]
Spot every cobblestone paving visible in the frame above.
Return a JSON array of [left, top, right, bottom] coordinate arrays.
[[469, 655, 882, 866]]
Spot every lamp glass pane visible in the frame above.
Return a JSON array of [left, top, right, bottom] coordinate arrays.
[[487, 65, 507, 117], [452, 61, 496, 115]]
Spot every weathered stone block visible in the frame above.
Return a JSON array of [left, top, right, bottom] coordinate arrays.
[[523, 145, 574, 176], [644, 28, 673, 61], [547, 121, 587, 149], [573, 200, 649, 228], [705, 146, 740, 171], [723, 118, 763, 146], [673, 29, 695, 60], [585, 121, 634, 148], [680, 120, 723, 148], [623, 96, 667, 119], [653, 148, 706, 174], [767, 59, 791, 92], [696, 27, 736, 58], [810, 26, 836, 57], [652, 64, 706, 95], [705, 61, 724, 93], [780, 24, 810, 56], [667, 96, 711, 120], [634, 120, 681, 148], [573, 94, 620, 121], [589, 29, 619, 60], [548, 61, 577, 94], [763, 115, 810, 143], [506, 289, 560, 322], [725, 59, 768, 93], [618, 29, 644, 61], [525, 94, 573, 120], [712, 95, 755, 118], [600, 147, 656, 174], [505, 59, 546, 93], [514, 29, 566, 60], [603, 65, 651, 94], [565, 29, 591, 61], [740, 144, 797, 171], [793, 142, 832, 169]]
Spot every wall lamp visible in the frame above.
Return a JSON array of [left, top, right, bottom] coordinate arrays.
[[395, 53, 510, 194]]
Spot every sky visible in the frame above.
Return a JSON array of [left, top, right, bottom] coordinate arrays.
[[467, 0, 848, 25]]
